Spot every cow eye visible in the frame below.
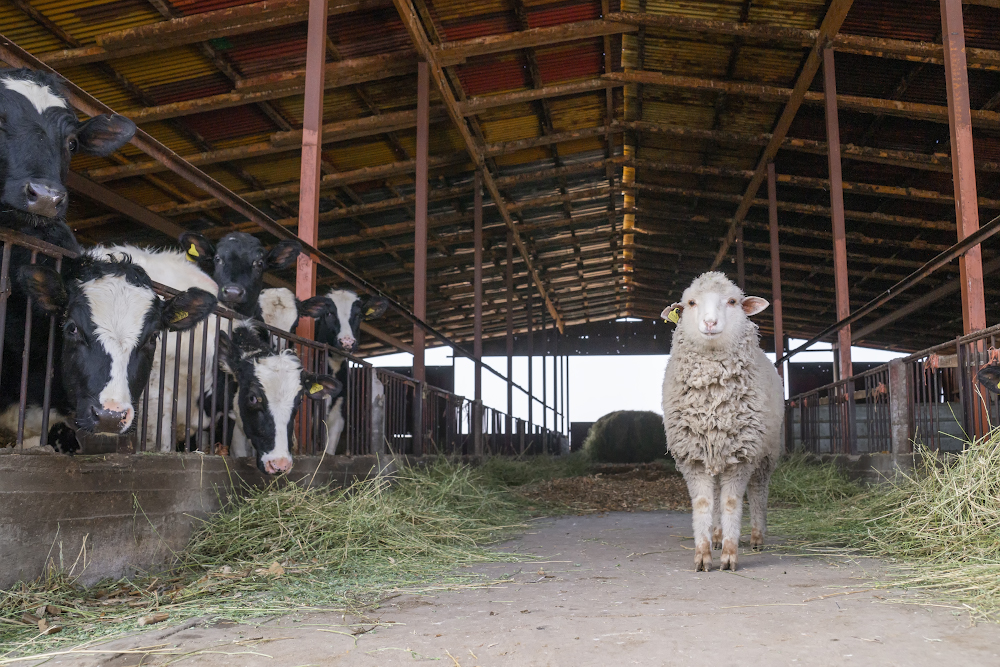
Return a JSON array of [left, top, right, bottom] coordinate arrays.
[[248, 393, 262, 408], [67, 138, 78, 152], [65, 321, 78, 336], [214, 256, 222, 264], [253, 259, 264, 269]]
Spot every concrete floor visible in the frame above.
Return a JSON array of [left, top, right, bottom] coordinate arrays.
[[62, 511, 1000, 666]]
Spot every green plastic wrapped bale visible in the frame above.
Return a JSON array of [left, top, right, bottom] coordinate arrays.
[[583, 410, 669, 464]]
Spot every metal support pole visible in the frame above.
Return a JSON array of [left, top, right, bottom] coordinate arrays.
[[823, 46, 852, 384], [542, 306, 548, 436], [527, 292, 534, 440], [735, 224, 745, 290], [413, 61, 429, 384], [294, 0, 328, 341], [565, 353, 570, 449], [767, 162, 784, 380], [941, 0, 986, 334], [473, 170, 483, 456], [506, 228, 514, 444]]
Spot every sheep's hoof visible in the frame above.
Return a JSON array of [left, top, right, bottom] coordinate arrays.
[[750, 528, 764, 551], [712, 527, 723, 551], [695, 543, 712, 572], [720, 539, 738, 571]]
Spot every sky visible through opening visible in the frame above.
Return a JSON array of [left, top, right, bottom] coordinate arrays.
[[367, 337, 906, 428]]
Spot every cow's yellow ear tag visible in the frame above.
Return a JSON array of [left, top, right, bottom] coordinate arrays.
[[309, 383, 324, 394], [170, 310, 189, 324], [186, 244, 200, 261], [666, 308, 681, 324], [365, 307, 376, 316]]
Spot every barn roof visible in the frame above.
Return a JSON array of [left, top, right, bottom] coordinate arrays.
[[1, 0, 998, 355]]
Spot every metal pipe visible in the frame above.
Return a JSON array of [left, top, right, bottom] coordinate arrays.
[[767, 162, 784, 379], [777, 209, 1000, 365], [527, 293, 533, 432], [413, 60, 429, 383], [506, 228, 514, 437], [941, 0, 986, 333], [824, 46, 852, 382]]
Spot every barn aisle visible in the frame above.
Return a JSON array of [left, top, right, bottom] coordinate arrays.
[[63, 511, 1000, 666]]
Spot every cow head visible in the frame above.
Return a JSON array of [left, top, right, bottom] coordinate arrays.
[[0, 69, 135, 226], [178, 231, 301, 315], [218, 323, 341, 475], [303, 289, 389, 353], [18, 258, 216, 435]]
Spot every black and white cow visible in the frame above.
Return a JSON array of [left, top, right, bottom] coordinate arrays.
[[5, 256, 215, 447], [178, 231, 301, 317], [217, 320, 340, 474], [257, 287, 389, 454]]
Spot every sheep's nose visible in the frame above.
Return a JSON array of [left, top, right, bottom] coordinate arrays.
[[703, 318, 717, 329]]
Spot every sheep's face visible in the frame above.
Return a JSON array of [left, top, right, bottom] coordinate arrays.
[[662, 272, 769, 348]]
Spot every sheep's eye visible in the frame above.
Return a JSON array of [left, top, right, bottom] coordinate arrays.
[[728, 298, 737, 306], [687, 300, 695, 307]]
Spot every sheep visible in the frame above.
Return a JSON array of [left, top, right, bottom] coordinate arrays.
[[660, 271, 784, 572]]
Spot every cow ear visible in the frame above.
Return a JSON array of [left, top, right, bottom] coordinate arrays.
[[17, 266, 67, 316], [75, 114, 136, 157], [162, 288, 217, 331], [266, 240, 302, 270], [298, 296, 332, 319], [301, 372, 342, 400], [361, 296, 389, 320], [741, 296, 769, 316], [217, 331, 236, 376], [178, 232, 215, 265]]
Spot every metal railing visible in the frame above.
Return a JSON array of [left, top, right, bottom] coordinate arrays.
[[0, 229, 565, 459], [787, 321, 1000, 455]]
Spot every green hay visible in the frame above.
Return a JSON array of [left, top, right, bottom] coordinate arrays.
[[769, 433, 1000, 619], [0, 459, 529, 662], [476, 451, 593, 488]]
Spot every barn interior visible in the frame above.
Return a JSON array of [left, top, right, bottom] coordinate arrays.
[[1, 0, 998, 370]]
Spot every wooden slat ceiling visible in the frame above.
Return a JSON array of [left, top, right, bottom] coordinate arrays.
[[2, 0, 999, 354]]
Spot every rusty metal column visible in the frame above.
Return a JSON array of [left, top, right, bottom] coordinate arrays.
[[295, 0, 329, 341], [527, 293, 534, 442], [541, 305, 548, 445], [473, 170, 483, 456], [941, 0, 986, 333], [735, 224, 746, 291], [506, 229, 514, 445], [413, 61, 429, 384], [823, 46, 851, 383], [767, 163, 784, 380]]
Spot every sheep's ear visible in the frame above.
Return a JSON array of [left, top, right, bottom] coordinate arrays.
[[741, 296, 769, 316], [660, 302, 683, 324]]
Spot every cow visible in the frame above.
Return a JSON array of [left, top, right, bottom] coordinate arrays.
[[0, 68, 135, 449], [6, 256, 215, 448], [85, 245, 221, 451], [217, 320, 340, 474], [256, 287, 389, 454], [178, 231, 301, 317]]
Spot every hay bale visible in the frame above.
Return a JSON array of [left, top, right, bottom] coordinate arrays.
[[583, 410, 669, 464]]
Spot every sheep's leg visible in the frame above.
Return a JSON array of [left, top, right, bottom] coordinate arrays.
[[680, 465, 715, 572], [712, 476, 723, 550], [718, 465, 754, 571], [748, 458, 776, 550]]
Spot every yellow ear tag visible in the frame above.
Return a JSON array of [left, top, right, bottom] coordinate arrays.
[[365, 307, 376, 316], [170, 310, 189, 324], [186, 244, 199, 261], [309, 383, 324, 395], [666, 308, 681, 324]]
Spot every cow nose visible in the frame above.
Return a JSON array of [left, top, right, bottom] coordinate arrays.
[[23, 180, 67, 218], [221, 285, 245, 303], [90, 405, 131, 434], [338, 335, 356, 350], [264, 457, 293, 475]]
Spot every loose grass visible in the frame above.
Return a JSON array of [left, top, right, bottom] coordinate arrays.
[[769, 432, 1000, 619], [0, 459, 530, 662]]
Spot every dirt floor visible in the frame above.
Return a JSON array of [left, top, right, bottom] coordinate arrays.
[[53, 510, 1000, 667]]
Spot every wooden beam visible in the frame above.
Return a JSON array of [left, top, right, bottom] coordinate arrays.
[[393, 0, 564, 331], [605, 71, 1000, 130], [708, 0, 855, 271], [66, 171, 186, 239], [460, 79, 621, 115], [605, 11, 1000, 72]]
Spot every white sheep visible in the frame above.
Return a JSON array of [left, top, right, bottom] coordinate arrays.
[[660, 271, 784, 572]]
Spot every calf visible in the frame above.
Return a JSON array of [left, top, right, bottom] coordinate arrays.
[[217, 321, 340, 474], [179, 231, 300, 316], [7, 256, 215, 447], [257, 288, 389, 454], [86, 245, 221, 450]]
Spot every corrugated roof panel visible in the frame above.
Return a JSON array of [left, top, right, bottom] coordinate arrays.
[[527, 1, 601, 29], [642, 39, 733, 77], [35, 0, 162, 43], [731, 47, 804, 85], [479, 114, 543, 143], [0, 7, 65, 54], [840, 0, 940, 42], [535, 42, 603, 85], [454, 55, 530, 96]]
